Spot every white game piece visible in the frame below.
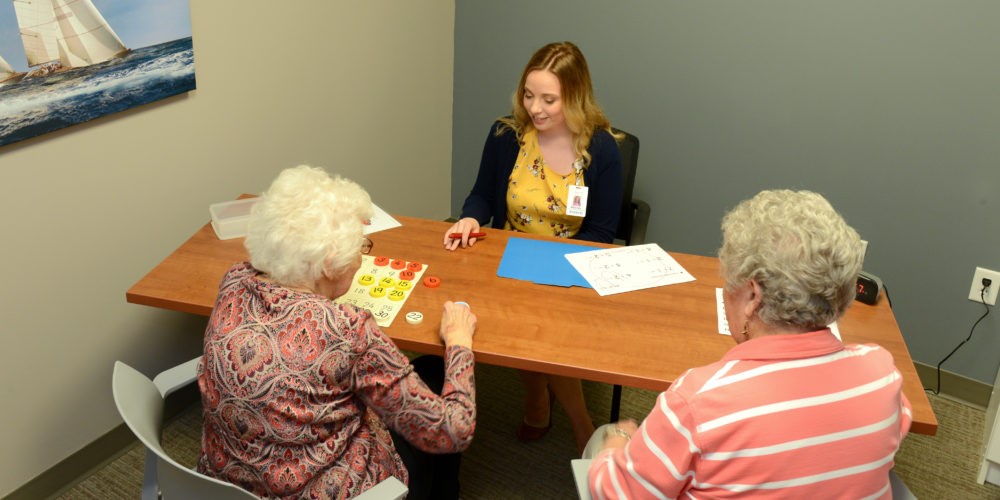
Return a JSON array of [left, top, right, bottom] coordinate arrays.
[[405, 311, 424, 324]]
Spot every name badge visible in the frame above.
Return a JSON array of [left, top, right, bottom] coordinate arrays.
[[566, 185, 588, 217]]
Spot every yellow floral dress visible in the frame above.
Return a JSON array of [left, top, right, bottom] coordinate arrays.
[[505, 129, 584, 238]]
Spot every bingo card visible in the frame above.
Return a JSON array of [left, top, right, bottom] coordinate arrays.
[[335, 255, 427, 326]]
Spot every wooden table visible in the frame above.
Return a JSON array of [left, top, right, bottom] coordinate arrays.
[[127, 213, 937, 435]]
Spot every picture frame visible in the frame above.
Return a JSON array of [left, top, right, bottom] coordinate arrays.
[[0, 0, 195, 148]]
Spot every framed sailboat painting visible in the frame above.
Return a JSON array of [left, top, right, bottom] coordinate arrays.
[[0, 0, 195, 148]]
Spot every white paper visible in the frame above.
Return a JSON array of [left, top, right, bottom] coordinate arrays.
[[564, 243, 695, 296], [363, 203, 402, 235], [716, 288, 731, 335], [715, 288, 840, 340]]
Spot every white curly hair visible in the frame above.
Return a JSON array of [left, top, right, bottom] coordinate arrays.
[[244, 165, 373, 287], [719, 189, 864, 329]]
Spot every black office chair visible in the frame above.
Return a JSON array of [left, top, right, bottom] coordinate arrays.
[[612, 129, 650, 246], [608, 129, 650, 421]]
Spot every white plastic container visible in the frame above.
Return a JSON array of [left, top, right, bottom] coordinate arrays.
[[209, 198, 258, 239]]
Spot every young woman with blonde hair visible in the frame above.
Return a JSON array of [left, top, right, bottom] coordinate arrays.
[[445, 41, 623, 452]]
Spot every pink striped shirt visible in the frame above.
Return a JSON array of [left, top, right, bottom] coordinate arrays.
[[589, 329, 912, 499]]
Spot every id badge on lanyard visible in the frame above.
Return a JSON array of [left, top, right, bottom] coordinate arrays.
[[565, 160, 588, 218]]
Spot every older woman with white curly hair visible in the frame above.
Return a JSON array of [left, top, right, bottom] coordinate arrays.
[[585, 189, 912, 499], [197, 165, 477, 499]]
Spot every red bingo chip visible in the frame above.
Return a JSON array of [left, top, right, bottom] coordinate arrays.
[[406, 261, 422, 272], [423, 276, 441, 288], [390, 259, 407, 270], [373, 256, 390, 266], [399, 270, 415, 281]]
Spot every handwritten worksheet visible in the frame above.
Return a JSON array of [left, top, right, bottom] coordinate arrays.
[[564, 243, 695, 296]]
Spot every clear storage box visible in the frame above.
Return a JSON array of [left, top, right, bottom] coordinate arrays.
[[209, 198, 257, 239]]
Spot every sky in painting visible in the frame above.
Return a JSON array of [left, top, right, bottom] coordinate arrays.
[[0, 0, 192, 73]]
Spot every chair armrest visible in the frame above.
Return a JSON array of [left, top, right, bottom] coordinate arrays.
[[889, 469, 916, 499], [354, 476, 408, 500], [629, 199, 650, 246], [153, 356, 202, 398], [570, 459, 593, 500]]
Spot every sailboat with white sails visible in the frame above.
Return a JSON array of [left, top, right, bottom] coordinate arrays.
[[0, 54, 25, 84], [12, 0, 130, 78]]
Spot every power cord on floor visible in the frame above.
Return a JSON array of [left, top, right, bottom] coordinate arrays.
[[926, 279, 992, 395]]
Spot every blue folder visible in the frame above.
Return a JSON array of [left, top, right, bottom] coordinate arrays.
[[496, 237, 594, 288]]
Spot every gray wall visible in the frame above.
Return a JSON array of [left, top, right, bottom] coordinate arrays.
[[452, 1, 1000, 384]]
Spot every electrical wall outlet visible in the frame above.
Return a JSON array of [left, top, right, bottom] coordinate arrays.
[[968, 267, 1000, 305]]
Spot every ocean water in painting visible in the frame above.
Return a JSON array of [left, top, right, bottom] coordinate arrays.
[[0, 37, 195, 148]]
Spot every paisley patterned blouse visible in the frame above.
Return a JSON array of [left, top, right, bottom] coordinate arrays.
[[196, 263, 476, 499], [505, 128, 585, 238]]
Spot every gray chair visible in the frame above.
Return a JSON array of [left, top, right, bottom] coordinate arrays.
[[889, 468, 918, 499], [112, 358, 407, 500], [570, 458, 915, 499], [113, 358, 256, 500], [570, 458, 593, 500]]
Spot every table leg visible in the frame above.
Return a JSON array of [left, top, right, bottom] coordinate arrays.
[[610, 384, 622, 422]]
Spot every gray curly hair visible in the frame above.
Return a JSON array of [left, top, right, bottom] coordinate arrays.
[[244, 165, 373, 287], [719, 189, 864, 329]]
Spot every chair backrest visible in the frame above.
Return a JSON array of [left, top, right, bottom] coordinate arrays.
[[354, 476, 408, 500], [612, 129, 643, 244], [570, 458, 594, 500], [112, 361, 257, 500], [889, 468, 916, 499]]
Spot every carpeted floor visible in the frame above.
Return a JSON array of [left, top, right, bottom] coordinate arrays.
[[59, 362, 1000, 499]]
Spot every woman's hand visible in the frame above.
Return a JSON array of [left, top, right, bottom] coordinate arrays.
[[443, 217, 482, 251], [439, 301, 477, 348], [601, 419, 638, 452]]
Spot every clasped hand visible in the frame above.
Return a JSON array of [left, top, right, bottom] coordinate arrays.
[[439, 300, 477, 348]]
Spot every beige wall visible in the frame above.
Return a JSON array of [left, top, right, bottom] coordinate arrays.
[[0, 1, 455, 494]]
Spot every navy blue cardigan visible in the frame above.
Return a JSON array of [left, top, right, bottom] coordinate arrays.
[[460, 121, 623, 243]]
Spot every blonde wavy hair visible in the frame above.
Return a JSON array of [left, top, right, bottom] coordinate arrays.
[[498, 41, 621, 167], [244, 165, 373, 287], [718, 189, 864, 329]]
